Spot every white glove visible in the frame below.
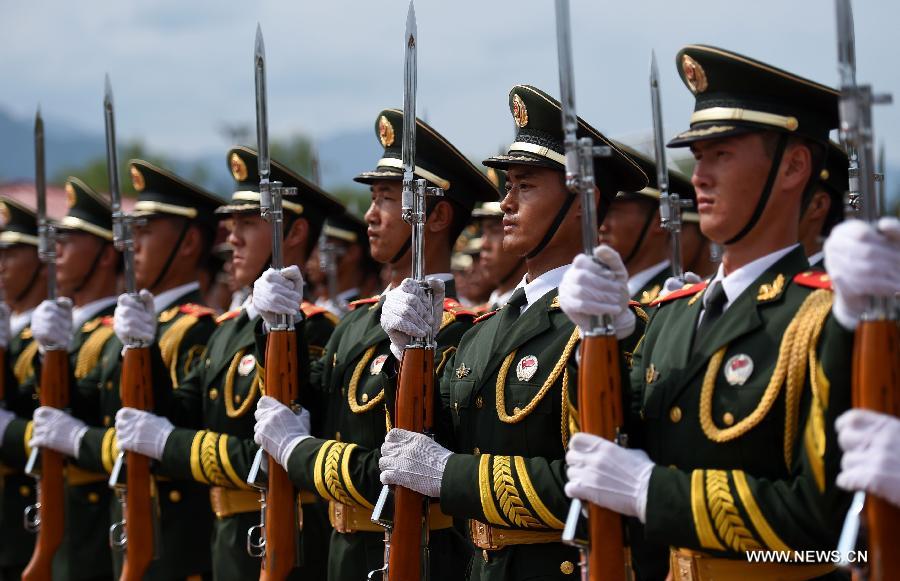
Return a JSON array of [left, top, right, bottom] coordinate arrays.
[[0, 408, 14, 439], [32, 298, 74, 350], [253, 395, 311, 468], [824, 217, 900, 330], [30, 406, 88, 459], [564, 432, 655, 523], [380, 278, 445, 361], [659, 271, 703, 299], [252, 266, 304, 330], [115, 407, 174, 461], [114, 290, 157, 347], [836, 409, 900, 508], [559, 245, 635, 340], [0, 303, 10, 349], [379, 429, 452, 498]]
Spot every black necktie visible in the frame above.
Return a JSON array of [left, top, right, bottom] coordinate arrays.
[[499, 288, 528, 327], [694, 282, 727, 349]]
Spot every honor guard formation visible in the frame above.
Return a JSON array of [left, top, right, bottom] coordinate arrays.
[[2, 1, 899, 580]]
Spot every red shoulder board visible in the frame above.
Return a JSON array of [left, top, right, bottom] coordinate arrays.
[[443, 298, 477, 318], [628, 300, 642, 308], [101, 315, 114, 327], [474, 310, 499, 324], [301, 301, 328, 318], [216, 309, 241, 323], [179, 303, 216, 318], [349, 296, 380, 310], [793, 271, 832, 290], [649, 281, 708, 307]]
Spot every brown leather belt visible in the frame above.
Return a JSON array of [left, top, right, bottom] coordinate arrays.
[[210, 487, 318, 519], [469, 520, 561, 550], [329, 501, 454, 534], [669, 548, 837, 581], [65, 465, 108, 486]]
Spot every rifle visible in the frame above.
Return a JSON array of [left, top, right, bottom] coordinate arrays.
[[370, 5, 443, 580], [649, 52, 693, 280], [22, 107, 70, 581], [103, 76, 157, 581], [318, 230, 346, 316], [246, 25, 301, 580], [833, 2, 899, 579], [554, 2, 628, 580]]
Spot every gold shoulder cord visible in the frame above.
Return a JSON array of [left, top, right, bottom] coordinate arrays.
[[698, 290, 832, 468], [224, 348, 260, 418], [159, 314, 200, 387], [347, 345, 384, 414], [496, 328, 580, 424], [75, 325, 115, 380]]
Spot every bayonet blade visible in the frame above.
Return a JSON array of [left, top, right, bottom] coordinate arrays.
[[255, 24, 270, 180], [34, 108, 46, 222], [401, 1, 417, 177], [650, 50, 669, 205], [836, 0, 856, 87], [104, 75, 122, 215], [554, 0, 578, 171]]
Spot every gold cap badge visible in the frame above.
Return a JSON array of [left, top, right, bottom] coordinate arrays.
[[682, 54, 708, 94], [230, 152, 248, 181], [512, 93, 528, 128], [378, 115, 395, 148], [65, 182, 77, 208], [130, 166, 146, 192], [0, 203, 9, 227]]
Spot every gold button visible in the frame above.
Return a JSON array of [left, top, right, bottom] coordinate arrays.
[[335, 432, 341, 442], [722, 412, 735, 426], [88, 492, 100, 504], [513, 406, 521, 415], [473, 447, 480, 456], [669, 406, 682, 423], [19, 485, 31, 497], [169, 490, 182, 503], [103, 415, 111, 427], [362, 393, 369, 403], [560, 560, 575, 575], [234, 394, 242, 404], [106, 381, 113, 391], [475, 395, 484, 409], [209, 388, 218, 401]]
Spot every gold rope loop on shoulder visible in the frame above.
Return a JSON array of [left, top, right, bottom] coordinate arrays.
[[496, 328, 580, 424], [224, 348, 260, 418], [75, 324, 115, 380], [347, 345, 384, 414], [159, 314, 201, 387]]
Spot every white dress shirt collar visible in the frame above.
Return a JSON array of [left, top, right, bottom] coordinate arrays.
[[73, 296, 117, 330], [513, 263, 571, 313], [705, 244, 799, 312], [153, 282, 200, 314], [11, 309, 34, 337], [627, 260, 671, 297]]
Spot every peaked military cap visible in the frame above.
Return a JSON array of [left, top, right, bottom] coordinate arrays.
[[322, 211, 366, 244], [668, 45, 839, 147], [220, 146, 345, 224], [613, 143, 696, 208], [354, 109, 499, 209], [471, 201, 503, 220], [59, 177, 113, 240], [818, 142, 849, 234], [0, 196, 38, 248], [483, 85, 647, 199], [129, 159, 222, 221]]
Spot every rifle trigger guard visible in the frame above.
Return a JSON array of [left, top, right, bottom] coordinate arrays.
[[23, 502, 41, 533]]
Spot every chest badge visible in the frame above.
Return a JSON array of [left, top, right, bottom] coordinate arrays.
[[724, 354, 754, 386], [645, 363, 660, 385], [370, 354, 389, 376], [456, 363, 471, 379], [515, 355, 539, 382], [238, 354, 256, 377]]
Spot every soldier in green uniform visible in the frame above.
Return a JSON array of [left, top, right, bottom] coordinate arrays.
[[32, 160, 222, 580], [598, 144, 697, 306], [113, 146, 344, 581], [371, 85, 647, 580], [0, 197, 46, 581], [560, 45, 873, 580], [799, 143, 848, 270], [472, 201, 526, 311], [252, 109, 498, 581], [24, 178, 120, 580]]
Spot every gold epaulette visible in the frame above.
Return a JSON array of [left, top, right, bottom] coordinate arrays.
[[440, 298, 477, 330], [301, 301, 340, 326], [649, 281, 708, 307], [639, 284, 662, 305], [474, 310, 499, 324], [75, 317, 116, 380], [348, 296, 380, 310]]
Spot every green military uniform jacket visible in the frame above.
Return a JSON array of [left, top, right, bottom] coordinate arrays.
[[285, 280, 476, 581], [74, 288, 217, 580], [18, 301, 119, 581], [158, 301, 337, 581], [0, 319, 40, 576], [628, 247, 853, 579]]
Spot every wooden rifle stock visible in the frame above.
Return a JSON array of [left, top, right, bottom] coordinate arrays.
[[260, 329, 299, 581], [388, 345, 433, 581], [0, 346, 5, 403], [119, 346, 155, 581], [22, 349, 70, 581], [578, 335, 627, 581], [852, 319, 900, 580]]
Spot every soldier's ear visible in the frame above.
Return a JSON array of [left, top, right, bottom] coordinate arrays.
[[425, 199, 453, 234], [284, 217, 309, 253]]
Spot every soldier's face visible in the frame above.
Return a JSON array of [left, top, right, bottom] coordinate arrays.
[[227, 213, 272, 287], [598, 198, 656, 259], [365, 180, 409, 264], [132, 216, 188, 289], [500, 166, 571, 256], [479, 218, 520, 286], [690, 134, 771, 244], [55, 231, 105, 295], [0, 245, 40, 299]]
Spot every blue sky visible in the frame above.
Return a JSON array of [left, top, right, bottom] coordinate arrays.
[[2, 0, 898, 170]]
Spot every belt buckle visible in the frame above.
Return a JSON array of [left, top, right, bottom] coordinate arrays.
[[209, 487, 226, 518], [470, 520, 498, 551], [332, 502, 350, 534], [673, 551, 698, 581]]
